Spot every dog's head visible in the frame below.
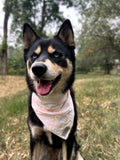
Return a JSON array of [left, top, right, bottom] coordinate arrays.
[[23, 20, 75, 96]]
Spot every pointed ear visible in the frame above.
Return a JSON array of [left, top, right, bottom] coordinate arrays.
[[57, 19, 75, 48], [23, 23, 38, 49]]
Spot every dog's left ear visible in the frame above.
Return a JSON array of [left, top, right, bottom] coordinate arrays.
[[23, 23, 38, 49], [56, 19, 75, 48]]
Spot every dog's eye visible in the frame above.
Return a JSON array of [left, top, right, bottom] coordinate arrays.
[[31, 53, 38, 59], [53, 52, 62, 58]]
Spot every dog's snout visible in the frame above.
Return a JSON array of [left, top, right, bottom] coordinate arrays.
[[32, 63, 47, 77]]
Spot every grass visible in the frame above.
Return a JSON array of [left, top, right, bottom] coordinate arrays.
[[74, 75, 120, 160], [0, 89, 29, 160], [0, 90, 28, 128], [0, 75, 120, 160]]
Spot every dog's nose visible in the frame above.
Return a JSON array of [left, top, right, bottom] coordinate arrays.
[[32, 63, 47, 77]]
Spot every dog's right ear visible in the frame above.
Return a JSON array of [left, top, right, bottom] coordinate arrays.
[[56, 19, 75, 48], [23, 23, 38, 49]]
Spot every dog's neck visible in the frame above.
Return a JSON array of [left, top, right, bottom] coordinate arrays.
[[32, 89, 74, 139], [36, 91, 68, 111]]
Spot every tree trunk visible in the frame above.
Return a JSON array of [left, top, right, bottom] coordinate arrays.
[[105, 63, 110, 74], [104, 58, 112, 74], [1, 0, 12, 75], [1, 20, 8, 75], [40, 0, 46, 34], [1, 47, 7, 75]]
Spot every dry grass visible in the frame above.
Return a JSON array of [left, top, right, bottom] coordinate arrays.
[[0, 76, 27, 98], [74, 75, 120, 160], [0, 75, 120, 160], [0, 76, 29, 160]]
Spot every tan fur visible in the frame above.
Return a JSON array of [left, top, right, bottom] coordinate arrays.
[[30, 58, 73, 95], [76, 151, 84, 160], [31, 59, 62, 81], [33, 142, 60, 160], [29, 121, 43, 138], [27, 59, 36, 81], [45, 131, 53, 145], [38, 58, 73, 95], [35, 46, 41, 55], [59, 30, 74, 47], [53, 58, 73, 94], [23, 30, 37, 49], [48, 45, 56, 54], [32, 142, 41, 160], [62, 141, 67, 160], [27, 59, 30, 74]]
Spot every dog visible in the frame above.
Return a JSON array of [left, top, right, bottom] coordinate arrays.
[[23, 19, 83, 160]]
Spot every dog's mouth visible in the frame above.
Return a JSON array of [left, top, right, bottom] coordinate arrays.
[[36, 74, 61, 96]]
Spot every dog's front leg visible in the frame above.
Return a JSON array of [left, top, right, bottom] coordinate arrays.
[[29, 122, 43, 160], [31, 138, 61, 160], [63, 140, 84, 160], [62, 141, 67, 160], [62, 141, 74, 160], [32, 142, 41, 160]]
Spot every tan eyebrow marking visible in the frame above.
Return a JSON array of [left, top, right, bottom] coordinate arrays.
[[35, 46, 41, 54], [48, 46, 56, 54]]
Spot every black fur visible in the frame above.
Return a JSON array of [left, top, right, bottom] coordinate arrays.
[[23, 19, 80, 160]]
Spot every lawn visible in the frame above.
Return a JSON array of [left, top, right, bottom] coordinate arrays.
[[0, 75, 120, 160]]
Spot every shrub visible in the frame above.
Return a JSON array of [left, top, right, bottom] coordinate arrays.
[[7, 51, 25, 75]]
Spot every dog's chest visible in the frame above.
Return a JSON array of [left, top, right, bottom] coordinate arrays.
[[31, 91, 74, 140], [29, 121, 53, 145]]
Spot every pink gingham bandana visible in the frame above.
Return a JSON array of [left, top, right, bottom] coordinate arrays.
[[32, 90, 74, 139]]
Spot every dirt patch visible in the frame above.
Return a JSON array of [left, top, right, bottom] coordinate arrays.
[[0, 76, 92, 98], [75, 78, 95, 84], [0, 76, 27, 98]]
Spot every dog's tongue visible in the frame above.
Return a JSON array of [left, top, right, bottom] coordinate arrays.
[[36, 80, 52, 95]]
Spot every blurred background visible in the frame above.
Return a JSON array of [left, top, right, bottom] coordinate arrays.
[[0, 0, 120, 75], [0, 1, 120, 160]]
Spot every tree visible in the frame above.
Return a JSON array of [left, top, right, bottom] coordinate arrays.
[[7, 46, 25, 75], [1, 0, 74, 75], [76, 0, 120, 74], [11, 0, 74, 40], [1, 0, 13, 75]]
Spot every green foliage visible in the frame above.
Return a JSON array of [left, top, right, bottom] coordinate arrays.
[[11, 0, 74, 40], [76, 0, 120, 74], [1, 38, 7, 50], [7, 48, 25, 75], [1, 0, 76, 75]]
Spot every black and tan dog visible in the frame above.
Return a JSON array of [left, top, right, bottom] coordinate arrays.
[[23, 19, 83, 160]]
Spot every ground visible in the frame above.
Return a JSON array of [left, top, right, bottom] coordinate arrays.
[[0, 75, 120, 160], [0, 76, 27, 98]]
